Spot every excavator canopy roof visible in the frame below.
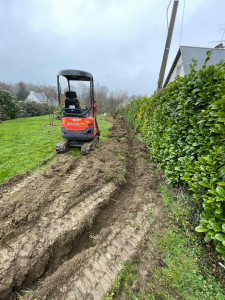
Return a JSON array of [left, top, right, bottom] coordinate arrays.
[[58, 69, 93, 81]]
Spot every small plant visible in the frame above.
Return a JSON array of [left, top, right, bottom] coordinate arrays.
[[90, 234, 99, 241], [119, 154, 125, 161], [22, 289, 33, 295], [104, 169, 117, 182], [55, 105, 62, 120], [104, 168, 127, 185], [145, 210, 152, 222], [105, 259, 139, 299]]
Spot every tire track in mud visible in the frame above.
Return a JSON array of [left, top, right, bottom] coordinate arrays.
[[0, 120, 166, 300], [61, 203, 157, 300], [0, 182, 116, 297], [0, 157, 82, 243]]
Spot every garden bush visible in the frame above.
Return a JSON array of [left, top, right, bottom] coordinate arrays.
[[0, 88, 19, 120], [125, 52, 225, 259], [18, 101, 49, 117]]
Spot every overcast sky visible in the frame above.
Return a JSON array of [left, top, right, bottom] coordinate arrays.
[[0, 0, 224, 96]]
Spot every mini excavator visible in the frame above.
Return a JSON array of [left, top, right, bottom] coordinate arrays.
[[56, 69, 100, 155]]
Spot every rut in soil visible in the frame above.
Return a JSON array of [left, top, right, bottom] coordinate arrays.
[[0, 120, 166, 300]]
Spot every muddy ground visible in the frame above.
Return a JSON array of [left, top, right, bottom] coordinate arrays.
[[0, 119, 167, 300]]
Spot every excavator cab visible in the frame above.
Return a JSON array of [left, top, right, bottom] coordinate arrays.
[[56, 69, 100, 154]]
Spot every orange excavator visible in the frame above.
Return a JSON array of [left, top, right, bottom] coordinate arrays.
[[56, 69, 100, 155]]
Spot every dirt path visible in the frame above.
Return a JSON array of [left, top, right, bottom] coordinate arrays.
[[0, 120, 166, 300]]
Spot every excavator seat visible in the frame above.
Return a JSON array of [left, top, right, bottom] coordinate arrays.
[[64, 91, 82, 115]]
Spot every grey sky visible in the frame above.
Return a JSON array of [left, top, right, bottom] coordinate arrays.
[[0, 0, 224, 96]]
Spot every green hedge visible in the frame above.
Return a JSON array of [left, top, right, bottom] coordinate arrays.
[[125, 52, 225, 259], [0, 88, 51, 120], [0, 88, 19, 120], [18, 101, 49, 117]]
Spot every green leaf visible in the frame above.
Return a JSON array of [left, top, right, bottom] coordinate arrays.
[[209, 221, 222, 232], [208, 189, 217, 196], [192, 88, 201, 93], [216, 186, 225, 198], [215, 208, 223, 214], [199, 181, 209, 188], [216, 245, 225, 256], [195, 225, 208, 232], [215, 233, 225, 242], [204, 233, 212, 242]]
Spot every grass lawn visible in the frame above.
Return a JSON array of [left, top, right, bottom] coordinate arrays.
[[0, 114, 112, 183]]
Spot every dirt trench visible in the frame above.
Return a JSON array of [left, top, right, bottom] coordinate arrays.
[[0, 119, 166, 300]]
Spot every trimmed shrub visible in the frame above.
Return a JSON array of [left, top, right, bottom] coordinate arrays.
[[18, 101, 49, 117], [0, 88, 19, 120], [125, 52, 225, 259]]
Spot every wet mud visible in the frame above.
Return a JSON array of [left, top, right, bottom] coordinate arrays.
[[0, 119, 166, 300]]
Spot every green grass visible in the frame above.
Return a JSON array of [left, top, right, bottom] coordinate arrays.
[[97, 114, 112, 142], [148, 184, 225, 300], [0, 114, 112, 183], [105, 260, 139, 300]]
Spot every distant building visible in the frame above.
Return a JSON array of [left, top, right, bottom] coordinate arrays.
[[164, 44, 225, 87], [26, 91, 48, 103]]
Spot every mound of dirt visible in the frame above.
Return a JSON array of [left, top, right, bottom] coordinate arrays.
[[0, 119, 166, 300]]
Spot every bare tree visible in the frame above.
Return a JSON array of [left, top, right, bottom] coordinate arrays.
[[26, 83, 57, 100], [95, 83, 109, 114], [0, 82, 14, 94], [16, 81, 29, 100], [41, 85, 57, 99], [76, 82, 90, 106], [106, 91, 128, 118], [128, 94, 144, 101]]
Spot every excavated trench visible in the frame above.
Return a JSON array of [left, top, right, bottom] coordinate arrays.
[[0, 120, 166, 300]]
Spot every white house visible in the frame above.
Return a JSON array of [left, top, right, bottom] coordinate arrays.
[[26, 91, 48, 103], [164, 44, 225, 87]]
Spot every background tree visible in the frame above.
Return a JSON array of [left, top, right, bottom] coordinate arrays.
[[76, 82, 90, 106], [129, 94, 144, 101], [106, 91, 128, 118], [26, 83, 57, 100], [0, 82, 14, 94], [16, 81, 29, 100], [95, 83, 108, 114]]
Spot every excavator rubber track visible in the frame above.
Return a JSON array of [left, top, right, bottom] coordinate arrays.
[[56, 140, 70, 154], [56, 137, 99, 155], [81, 137, 99, 155]]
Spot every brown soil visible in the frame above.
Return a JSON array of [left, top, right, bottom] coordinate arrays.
[[0, 119, 167, 300]]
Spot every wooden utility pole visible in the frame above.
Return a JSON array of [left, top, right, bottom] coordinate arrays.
[[157, 0, 179, 90]]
